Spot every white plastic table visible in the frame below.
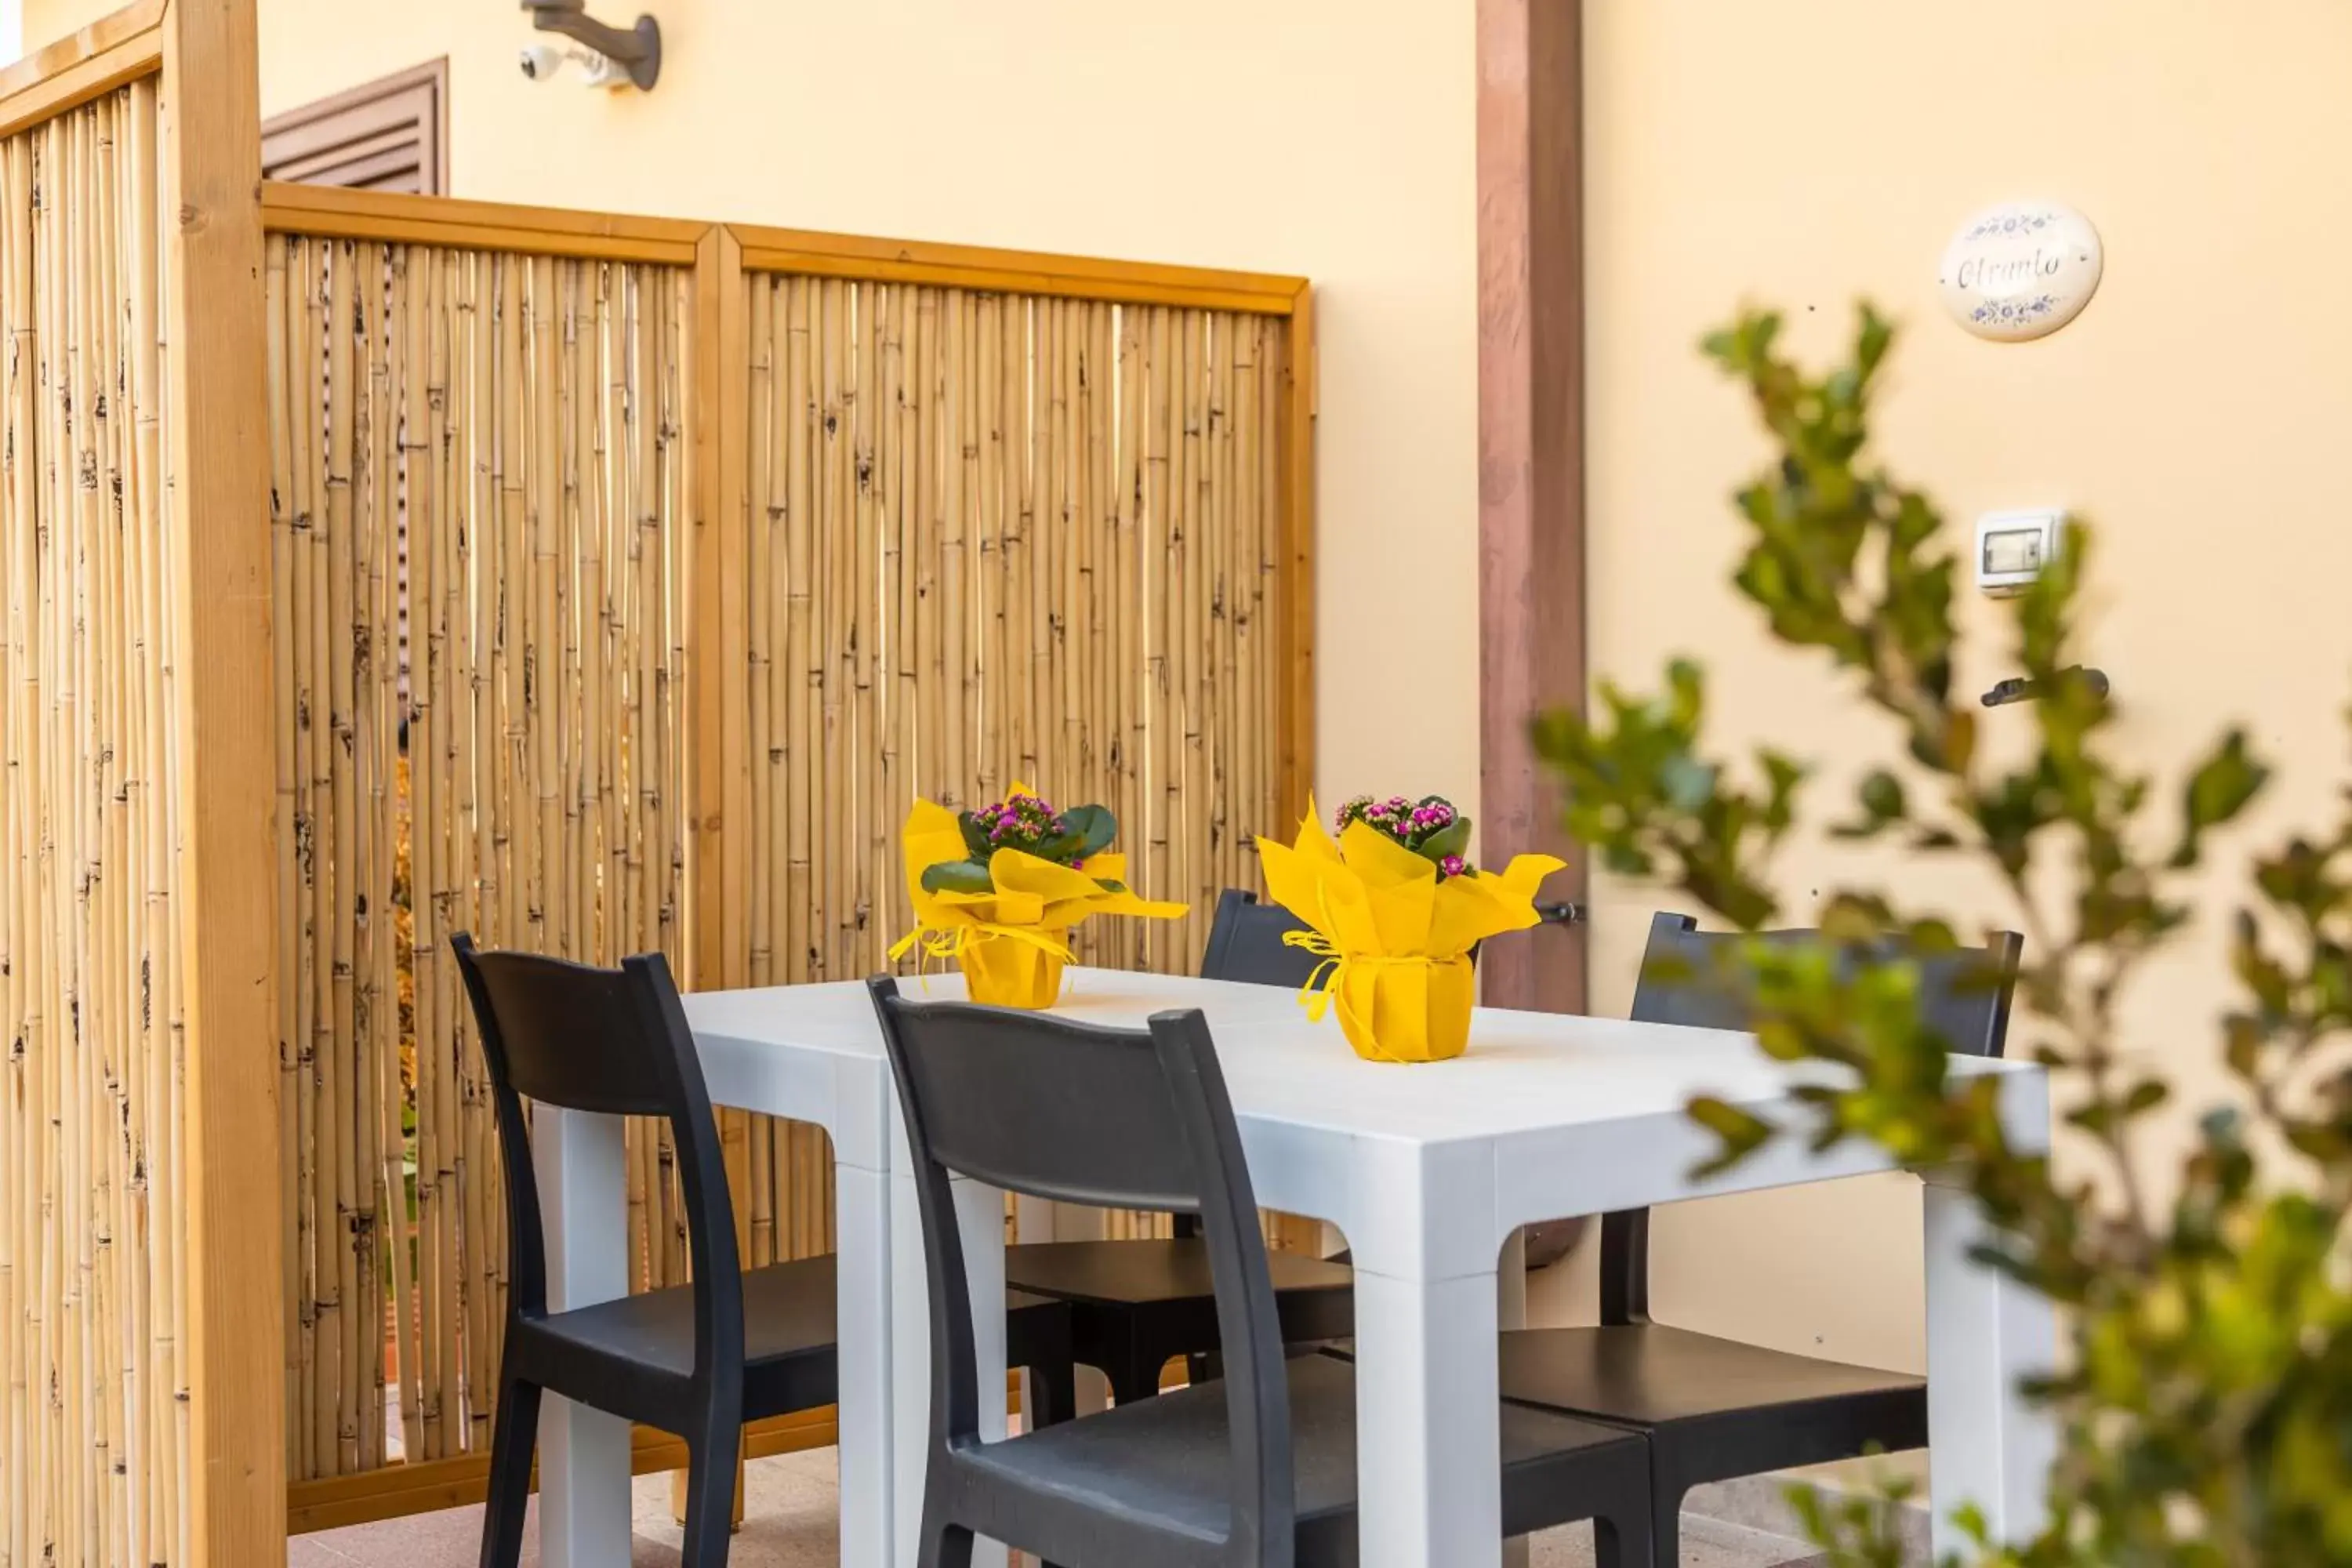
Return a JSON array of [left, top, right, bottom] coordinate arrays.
[[534, 967, 2056, 1568]]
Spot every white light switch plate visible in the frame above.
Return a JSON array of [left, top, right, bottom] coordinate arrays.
[[1975, 508, 2064, 597]]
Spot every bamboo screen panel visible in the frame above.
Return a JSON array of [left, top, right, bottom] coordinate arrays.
[[0, 83, 191, 1568], [266, 234, 693, 1481], [730, 279, 1294, 1251]]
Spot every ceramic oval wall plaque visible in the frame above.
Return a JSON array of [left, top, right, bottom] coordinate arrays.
[[1938, 201, 2103, 342]]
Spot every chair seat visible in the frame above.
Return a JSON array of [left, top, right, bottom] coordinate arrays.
[[1498, 1323, 1927, 1459], [519, 1254, 1070, 1430], [961, 1352, 1647, 1563]]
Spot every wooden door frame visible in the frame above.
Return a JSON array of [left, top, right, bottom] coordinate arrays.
[[1477, 0, 1586, 1016]]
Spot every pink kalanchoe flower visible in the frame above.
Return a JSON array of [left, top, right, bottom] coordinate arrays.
[[1439, 855, 1468, 878]]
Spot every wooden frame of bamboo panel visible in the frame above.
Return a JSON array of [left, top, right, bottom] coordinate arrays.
[[163, 0, 287, 1561], [261, 181, 705, 265], [286, 1368, 1033, 1534], [286, 1407, 834, 1535], [0, 0, 165, 137]]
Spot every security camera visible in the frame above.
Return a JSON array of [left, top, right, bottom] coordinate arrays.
[[521, 38, 634, 89]]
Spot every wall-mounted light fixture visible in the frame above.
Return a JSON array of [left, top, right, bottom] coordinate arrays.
[[522, 0, 660, 92]]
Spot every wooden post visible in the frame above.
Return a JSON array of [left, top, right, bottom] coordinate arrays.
[[1476, 0, 1587, 1016], [1278, 284, 1316, 831], [162, 0, 288, 1561]]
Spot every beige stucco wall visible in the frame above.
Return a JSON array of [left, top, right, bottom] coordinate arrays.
[[1554, 0, 2352, 1373], [25, 0, 1480, 821]]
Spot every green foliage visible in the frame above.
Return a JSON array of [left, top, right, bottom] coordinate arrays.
[[1531, 305, 2352, 1567], [919, 797, 1127, 896]]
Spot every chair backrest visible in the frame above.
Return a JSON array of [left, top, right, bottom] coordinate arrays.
[[1200, 887, 1326, 990], [1602, 911, 2024, 1323], [867, 978, 1293, 1566], [451, 935, 743, 1380]]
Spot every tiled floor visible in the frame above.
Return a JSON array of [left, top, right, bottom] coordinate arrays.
[[289, 1445, 1831, 1566]]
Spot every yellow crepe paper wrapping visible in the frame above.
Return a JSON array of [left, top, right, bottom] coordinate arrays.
[[891, 787, 1189, 1008], [1256, 800, 1565, 1062]]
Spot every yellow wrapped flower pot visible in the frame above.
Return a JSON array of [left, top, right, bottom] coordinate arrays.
[[954, 923, 1069, 1011], [1257, 793, 1563, 1063], [892, 783, 1187, 1009]]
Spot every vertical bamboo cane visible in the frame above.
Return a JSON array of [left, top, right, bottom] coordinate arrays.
[[782, 277, 813, 999], [3, 129, 32, 1568], [1085, 303, 1110, 869], [1005, 299, 1033, 790], [265, 233, 300, 1479], [941, 289, 969, 814], [1208, 312, 1236, 930], [851, 281, 878, 982], [633, 267, 664, 1286], [1144, 307, 1174, 976], [316, 237, 353, 1479], [356, 239, 390, 1476], [818, 279, 848, 981], [1233, 316, 1262, 870], [390, 241, 431, 1465], [1115, 307, 1146, 968], [1054, 301, 1079, 818], [1030, 300, 1057, 812], [1178, 311, 1207, 968], [891, 282, 919, 1002], [290, 236, 321, 1482], [785, 280, 818, 1254], [4, 129, 23, 1568], [974, 293, 1003, 807]]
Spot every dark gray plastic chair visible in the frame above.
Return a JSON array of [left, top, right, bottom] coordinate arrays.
[[452, 936, 1073, 1567], [1196, 887, 1328, 989], [870, 975, 1655, 1568], [1496, 911, 2025, 1566], [1001, 888, 1352, 1406]]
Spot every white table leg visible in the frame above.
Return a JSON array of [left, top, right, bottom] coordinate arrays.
[[1497, 1229, 1529, 1568], [535, 1107, 632, 1568], [891, 1167, 1010, 1568], [836, 1161, 893, 1568], [1352, 1264, 1504, 1567], [1923, 1170, 2059, 1555]]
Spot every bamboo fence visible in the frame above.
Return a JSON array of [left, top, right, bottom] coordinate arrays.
[[0, 79, 193, 1568], [265, 233, 693, 1479], [253, 193, 1312, 1514]]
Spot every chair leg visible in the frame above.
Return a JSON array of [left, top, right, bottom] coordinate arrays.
[[477, 1375, 541, 1568], [1646, 1483, 1684, 1568], [1108, 1350, 1166, 1406], [679, 1416, 745, 1567], [1025, 1358, 1078, 1430], [921, 1515, 976, 1568], [1593, 1504, 1655, 1568]]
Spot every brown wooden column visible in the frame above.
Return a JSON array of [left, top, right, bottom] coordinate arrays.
[[1478, 0, 1586, 1016], [165, 0, 289, 1559]]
